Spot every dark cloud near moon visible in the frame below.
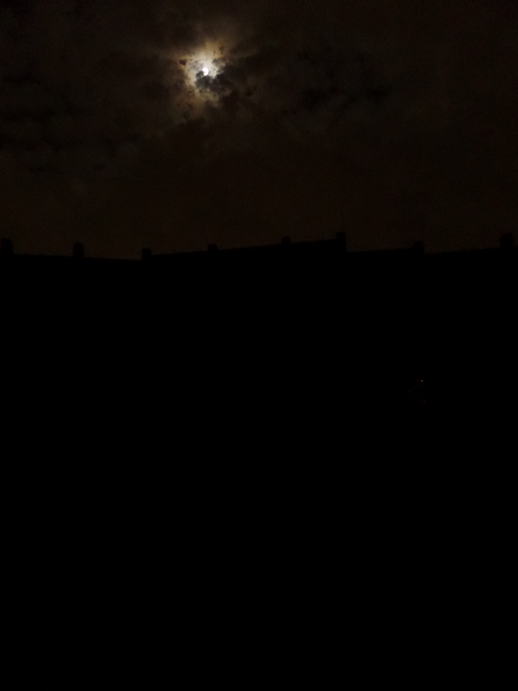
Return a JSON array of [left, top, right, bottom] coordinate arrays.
[[1, 0, 518, 256]]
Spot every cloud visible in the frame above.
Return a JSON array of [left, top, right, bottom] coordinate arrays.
[[0, 1, 394, 168], [1, 0, 518, 255]]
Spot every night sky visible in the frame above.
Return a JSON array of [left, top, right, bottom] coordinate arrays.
[[1, 0, 517, 257]]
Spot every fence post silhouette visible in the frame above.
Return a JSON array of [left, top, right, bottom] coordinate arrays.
[[336, 232, 347, 252], [500, 233, 515, 251], [0, 238, 14, 258], [411, 241, 425, 255], [73, 242, 85, 259]]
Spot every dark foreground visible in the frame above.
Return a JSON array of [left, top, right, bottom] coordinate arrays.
[[1, 235, 516, 415], [1, 237, 514, 683]]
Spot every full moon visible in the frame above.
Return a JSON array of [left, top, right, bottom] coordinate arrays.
[[183, 43, 225, 91], [198, 58, 218, 78]]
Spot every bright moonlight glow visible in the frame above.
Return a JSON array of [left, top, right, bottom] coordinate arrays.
[[198, 58, 218, 78], [182, 44, 225, 92]]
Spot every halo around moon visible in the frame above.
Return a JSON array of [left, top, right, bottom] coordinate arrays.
[[182, 42, 226, 93]]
